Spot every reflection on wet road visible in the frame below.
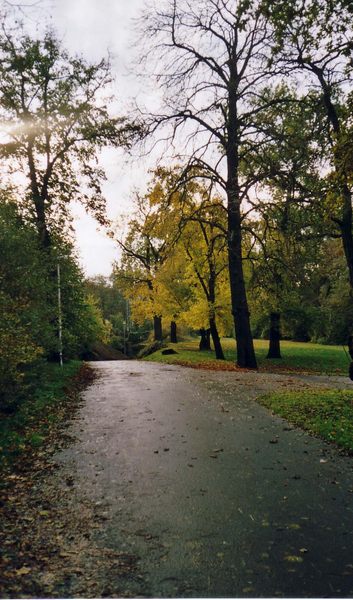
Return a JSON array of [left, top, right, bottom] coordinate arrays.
[[57, 360, 353, 597]]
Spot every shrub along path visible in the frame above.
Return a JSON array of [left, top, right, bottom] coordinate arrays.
[[1, 360, 352, 598]]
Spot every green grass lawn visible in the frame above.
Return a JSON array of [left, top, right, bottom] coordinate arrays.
[[259, 388, 353, 453], [0, 360, 85, 470], [144, 337, 350, 376]]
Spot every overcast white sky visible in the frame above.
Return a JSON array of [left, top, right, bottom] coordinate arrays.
[[43, 0, 152, 277]]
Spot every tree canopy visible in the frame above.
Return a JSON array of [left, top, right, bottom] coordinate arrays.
[[3, 2, 353, 403], [0, 26, 141, 247]]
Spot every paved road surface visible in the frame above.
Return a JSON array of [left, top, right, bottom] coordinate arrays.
[[54, 361, 353, 598]]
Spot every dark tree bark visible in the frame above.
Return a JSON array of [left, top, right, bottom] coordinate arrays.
[[227, 205, 257, 368], [225, 42, 258, 369], [27, 138, 52, 249], [206, 328, 211, 350], [153, 315, 162, 341], [170, 320, 177, 343], [267, 312, 282, 359], [339, 185, 353, 289], [208, 267, 225, 360], [199, 328, 211, 351], [209, 316, 225, 360]]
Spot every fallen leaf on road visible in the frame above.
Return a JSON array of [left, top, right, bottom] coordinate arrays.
[[284, 555, 304, 563], [15, 566, 31, 576]]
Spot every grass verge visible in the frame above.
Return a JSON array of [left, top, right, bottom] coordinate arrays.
[[144, 338, 349, 375], [0, 361, 95, 471], [259, 388, 353, 453]]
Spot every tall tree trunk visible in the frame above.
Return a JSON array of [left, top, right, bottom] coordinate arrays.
[[27, 139, 51, 249], [209, 316, 225, 360], [339, 183, 353, 288], [34, 200, 51, 249], [153, 315, 162, 341], [226, 65, 257, 369], [208, 274, 224, 360], [199, 328, 211, 351], [267, 312, 281, 359], [227, 201, 257, 368], [170, 320, 177, 343]]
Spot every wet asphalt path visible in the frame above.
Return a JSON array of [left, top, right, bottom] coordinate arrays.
[[56, 361, 353, 598]]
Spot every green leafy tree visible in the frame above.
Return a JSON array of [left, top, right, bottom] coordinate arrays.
[[312, 239, 353, 344], [0, 193, 50, 409], [0, 26, 140, 247], [0, 191, 112, 409], [248, 211, 321, 345], [115, 167, 233, 358], [178, 194, 230, 359], [53, 251, 111, 358], [265, 0, 353, 287], [85, 276, 147, 352], [114, 168, 188, 341]]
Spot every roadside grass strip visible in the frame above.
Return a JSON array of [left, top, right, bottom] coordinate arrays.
[[144, 338, 348, 376], [258, 388, 353, 453], [0, 361, 91, 470]]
